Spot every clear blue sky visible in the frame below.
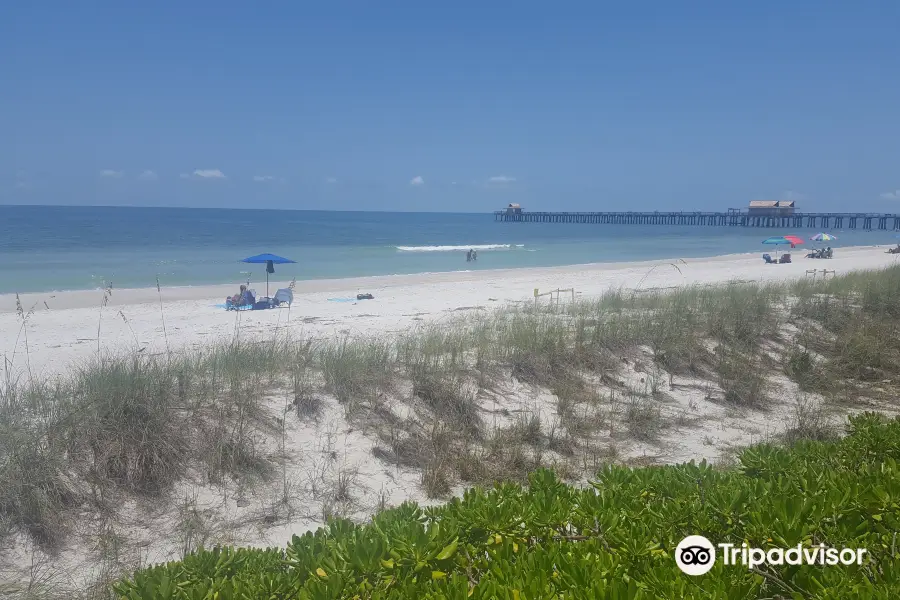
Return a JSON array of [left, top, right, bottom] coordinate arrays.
[[3, 1, 900, 212]]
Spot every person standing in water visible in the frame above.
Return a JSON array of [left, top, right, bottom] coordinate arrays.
[[471, 249, 477, 261], [466, 250, 472, 262]]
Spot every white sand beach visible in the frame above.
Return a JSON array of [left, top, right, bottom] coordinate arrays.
[[1, 246, 897, 380]]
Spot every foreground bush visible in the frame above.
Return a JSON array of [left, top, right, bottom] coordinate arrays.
[[116, 413, 900, 599]]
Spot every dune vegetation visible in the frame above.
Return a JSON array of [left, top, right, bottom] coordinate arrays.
[[117, 413, 900, 599]]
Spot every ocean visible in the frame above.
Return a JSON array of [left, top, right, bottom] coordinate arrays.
[[0, 205, 896, 294]]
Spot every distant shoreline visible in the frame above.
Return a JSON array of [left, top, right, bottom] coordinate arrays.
[[1, 244, 891, 311], [0, 248, 804, 311], [0, 242, 896, 392]]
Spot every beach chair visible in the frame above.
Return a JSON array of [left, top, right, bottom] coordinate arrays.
[[247, 288, 293, 310], [273, 288, 293, 306], [779, 254, 792, 264], [762, 253, 777, 264]]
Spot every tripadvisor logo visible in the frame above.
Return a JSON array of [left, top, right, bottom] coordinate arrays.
[[675, 535, 868, 576], [675, 535, 716, 575]]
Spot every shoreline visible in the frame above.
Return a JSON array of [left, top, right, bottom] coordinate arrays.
[[0, 245, 896, 382], [1, 244, 892, 314]]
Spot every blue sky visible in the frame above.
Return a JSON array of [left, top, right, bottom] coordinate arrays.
[[3, 1, 900, 212]]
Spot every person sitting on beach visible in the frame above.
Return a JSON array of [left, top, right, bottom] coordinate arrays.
[[226, 285, 252, 307], [239, 285, 255, 306], [227, 287, 241, 306]]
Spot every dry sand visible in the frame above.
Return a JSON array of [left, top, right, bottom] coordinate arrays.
[[2, 246, 897, 380]]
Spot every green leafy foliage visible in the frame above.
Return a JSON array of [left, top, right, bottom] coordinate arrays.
[[115, 413, 900, 598]]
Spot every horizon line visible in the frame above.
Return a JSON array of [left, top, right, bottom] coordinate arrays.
[[0, 203, 501, 215]]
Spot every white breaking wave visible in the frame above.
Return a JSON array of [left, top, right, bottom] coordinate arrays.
[[395, 244, 524, 253]]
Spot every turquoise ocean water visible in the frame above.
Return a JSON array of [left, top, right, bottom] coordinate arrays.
[[0, 205, 896, 294]]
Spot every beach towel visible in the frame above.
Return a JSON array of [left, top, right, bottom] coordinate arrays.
[[216, 303, 253, 310], [327, 297, 356, 303]]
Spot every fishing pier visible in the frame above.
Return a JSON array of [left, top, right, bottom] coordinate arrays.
[[494, 202, 900, 230]]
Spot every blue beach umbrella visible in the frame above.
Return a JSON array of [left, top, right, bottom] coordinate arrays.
[[240, 253, 296, 296]]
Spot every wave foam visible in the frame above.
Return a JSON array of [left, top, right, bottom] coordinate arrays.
[[395, 244, 523, 253]]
